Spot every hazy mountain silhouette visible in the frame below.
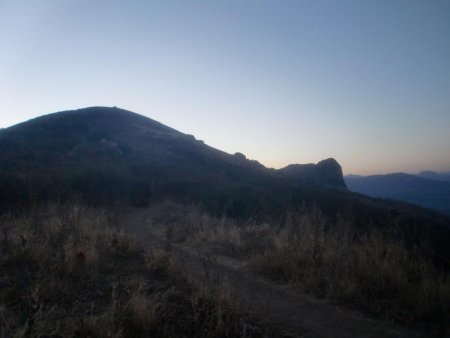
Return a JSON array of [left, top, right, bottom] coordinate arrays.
[[345, 173, 450, 216], [417, 171, 450, 182]]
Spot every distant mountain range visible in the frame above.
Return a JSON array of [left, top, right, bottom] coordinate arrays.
[[417, 171, 450, 182], [345, 172, 450, 216]]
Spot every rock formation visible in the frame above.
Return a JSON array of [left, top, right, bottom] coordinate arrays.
[[279, 158, 347, 191]]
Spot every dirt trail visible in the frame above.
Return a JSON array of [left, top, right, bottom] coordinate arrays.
[[122, 209, 420, 338]]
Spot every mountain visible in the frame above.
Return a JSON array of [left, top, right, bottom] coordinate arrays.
[[345, 174, 364, 179], [0, 107, 344, 216], [345, 173, 450, 216], [1, 106, 449, 268], [417, 171, 450, 182]]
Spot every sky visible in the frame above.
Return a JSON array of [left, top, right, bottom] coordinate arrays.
[[0, 0, 449, 175]]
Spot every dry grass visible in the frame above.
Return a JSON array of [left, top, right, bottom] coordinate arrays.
[[1, 203, 135, 276], [162, 203, 450, 336], [0, 203, 288, 337], [250, 213, 450, 333]]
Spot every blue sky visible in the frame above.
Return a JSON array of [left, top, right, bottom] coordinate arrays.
[[1, 0, 449, 174]]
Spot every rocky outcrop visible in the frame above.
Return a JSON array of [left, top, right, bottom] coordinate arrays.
[[280, 158, 347, 191]]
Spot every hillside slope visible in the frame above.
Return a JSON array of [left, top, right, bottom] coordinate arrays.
[[0, 107, 343, 216], [0, 106, 449, 267]]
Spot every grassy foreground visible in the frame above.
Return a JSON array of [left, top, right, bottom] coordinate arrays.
[[0, 204, 288, 337], [151, 203, 450, 336]]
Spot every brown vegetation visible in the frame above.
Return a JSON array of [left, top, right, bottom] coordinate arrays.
[[152, 203, 450, 336], [0, 204, 287, 337]]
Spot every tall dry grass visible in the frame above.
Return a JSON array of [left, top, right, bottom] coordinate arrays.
[[250, 211, 449, 333], [0, 203, 287, 337], [163, 204, 449, 335], [1, 203, 134, 275]]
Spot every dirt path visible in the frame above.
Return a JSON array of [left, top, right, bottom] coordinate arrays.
[[121, 209, 420, 338]]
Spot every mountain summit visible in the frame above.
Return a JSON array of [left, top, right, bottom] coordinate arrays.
[[0, 106, 346, 215]]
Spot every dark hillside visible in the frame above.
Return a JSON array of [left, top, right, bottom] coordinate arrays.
[[0, 107, 343, 217], [0, 107, 449, 268], [0, 107, 282, 213]]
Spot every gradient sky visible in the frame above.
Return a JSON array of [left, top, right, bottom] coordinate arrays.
[[1, 0, 449, 174]]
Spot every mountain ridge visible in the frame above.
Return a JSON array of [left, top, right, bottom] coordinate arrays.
[[417, 170, 450, 182], [345, 172, 450, 216], [0, 106, 345, 214]]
